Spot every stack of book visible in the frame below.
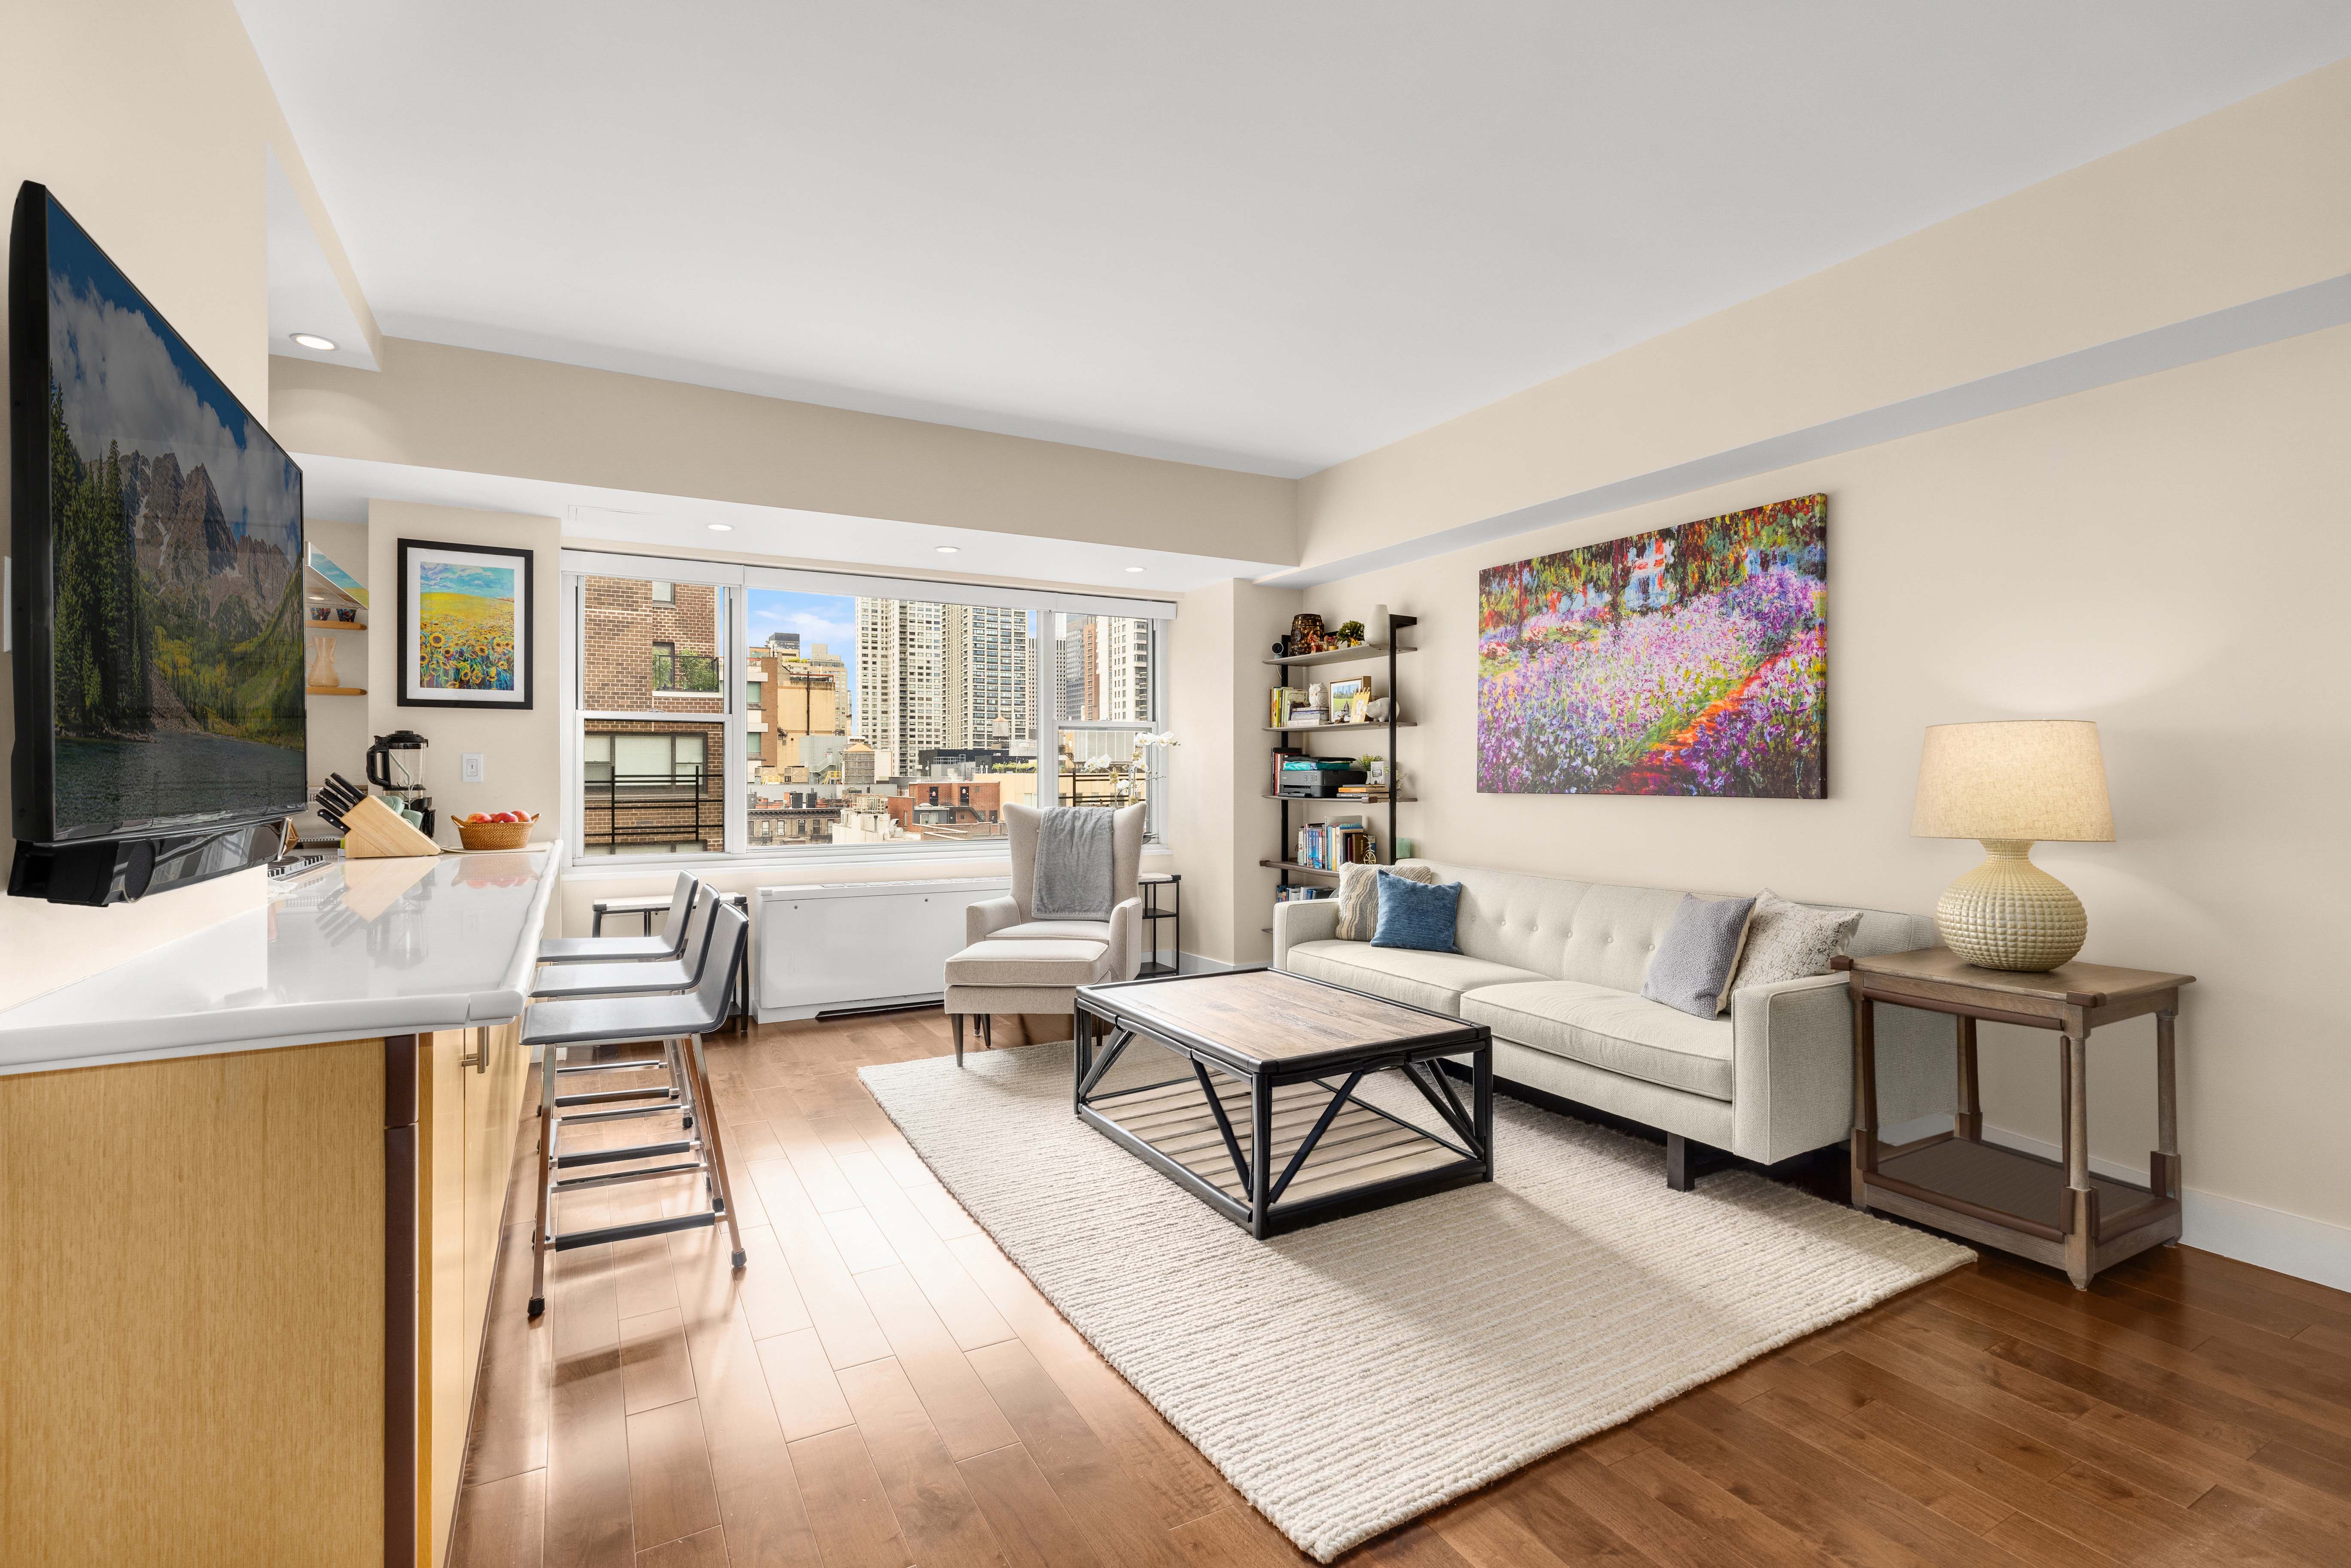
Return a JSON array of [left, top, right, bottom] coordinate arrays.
[[1295, 820, 1378, 871], [1334, 781, 1390, 800], [1274, 885, 1328, 903], [1269, 687, 1326, 727]]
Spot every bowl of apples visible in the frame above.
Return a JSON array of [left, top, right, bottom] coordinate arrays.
[[454, 809, 539, 851]]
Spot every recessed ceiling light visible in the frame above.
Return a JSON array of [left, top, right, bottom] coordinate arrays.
[[935, 545, 960, 554], [289, 332, 337, 352], [706, 523, 733, 532], [1124, 565, 1147, 573]]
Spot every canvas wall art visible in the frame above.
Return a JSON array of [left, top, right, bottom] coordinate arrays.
[[1476, 494, 1827, 798], [397, 538, 534, 708]]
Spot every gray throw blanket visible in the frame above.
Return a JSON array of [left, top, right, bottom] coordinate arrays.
[[1032, 806, 1114, 919]]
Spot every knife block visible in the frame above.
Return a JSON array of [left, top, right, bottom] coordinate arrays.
[[340, 793, 444, 859]]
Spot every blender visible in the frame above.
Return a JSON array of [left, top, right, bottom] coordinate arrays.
[[365, 731, 436, 837]]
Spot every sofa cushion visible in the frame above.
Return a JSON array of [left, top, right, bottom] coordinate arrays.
[[990, 920, 1115, 944], [1284, 939, 1547, 1016], [943, 938, 1111, 988], [1640, 893, 1758, 1018], [1462, 981, 1735, 1100]]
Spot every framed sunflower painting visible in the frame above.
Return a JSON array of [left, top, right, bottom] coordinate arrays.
[[397, 538, 535, 709]]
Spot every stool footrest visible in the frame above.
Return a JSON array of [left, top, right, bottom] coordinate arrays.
[[556, 1140, 691, 1169], [556, 1057, 668, 1076], [556, 1103, 681, 1127], [553, 1159, 705, 1194], [556, 1086, 676, 1108], [550, 1212, 715, 1252]]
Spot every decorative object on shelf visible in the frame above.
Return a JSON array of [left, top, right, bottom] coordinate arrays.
[[1306, 681, 1326, 711], [1363, 695, 1391, 722], [1394, 836, 1417, 859], [1477, 493, 1827, 799], [397, 537, 534, 709], [1290, 612, 1326, 654], [306, 635, 339, 690], [1329, 677, 1369, 724], [1335, 619, 1366, 644], [1372, 604, 1391, 641], [310, 605, 332, 623], [1911, 719, 2114, 971]]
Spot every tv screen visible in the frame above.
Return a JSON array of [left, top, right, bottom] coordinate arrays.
[[10, 183, 307, 848]]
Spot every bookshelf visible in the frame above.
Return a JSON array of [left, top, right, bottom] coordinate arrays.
[[1265, 615, 1415, 893]]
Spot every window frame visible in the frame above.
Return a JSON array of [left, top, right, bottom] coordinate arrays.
[[561, 553, 1173, 869]]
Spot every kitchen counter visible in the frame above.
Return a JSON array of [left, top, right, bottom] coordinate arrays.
[[0, 842, 562, 1076]]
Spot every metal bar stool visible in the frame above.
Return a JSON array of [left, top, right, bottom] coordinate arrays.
[[521, 899, 750, 1317], [538, 872, 699, 964], [530, 894, 721, 1001]]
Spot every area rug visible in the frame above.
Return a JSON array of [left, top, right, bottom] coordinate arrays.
[[859, 1040, 1970, 1562]]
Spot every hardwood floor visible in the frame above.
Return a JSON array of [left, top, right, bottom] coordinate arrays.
[[453, 1010, 2351, 1568]]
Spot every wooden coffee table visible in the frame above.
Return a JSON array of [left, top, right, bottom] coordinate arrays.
[[1072, 966, 1493, 1238]]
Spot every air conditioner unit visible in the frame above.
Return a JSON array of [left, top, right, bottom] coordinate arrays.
[[755, 877, 1010, 1022]]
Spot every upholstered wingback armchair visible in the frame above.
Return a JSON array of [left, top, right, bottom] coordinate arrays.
[[943, 802, 1145, 1061]]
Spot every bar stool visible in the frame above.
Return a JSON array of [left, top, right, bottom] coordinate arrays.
[[537, 872, 699, 964], [522, 899, 749, 1318], [530, 894, 721, 1000]]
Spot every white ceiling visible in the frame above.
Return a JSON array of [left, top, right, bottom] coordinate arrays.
[[237, 3, 2351, 478]]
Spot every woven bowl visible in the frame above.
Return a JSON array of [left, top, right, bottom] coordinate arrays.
[[455, 814, 537, 851]]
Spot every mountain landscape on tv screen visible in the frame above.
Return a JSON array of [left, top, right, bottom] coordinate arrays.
[[42, 201, 306, 838]]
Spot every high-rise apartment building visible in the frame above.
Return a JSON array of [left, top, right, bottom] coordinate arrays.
[[855, 598, 944, 769], [1055, 615, 1152, 723], [942, 604, 1031, 753]]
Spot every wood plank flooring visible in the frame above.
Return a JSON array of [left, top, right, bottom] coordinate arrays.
[[454, 1010, 2351, 1568]]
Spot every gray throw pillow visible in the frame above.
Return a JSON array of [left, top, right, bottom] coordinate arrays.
[[1640, 893, 1758, 1018], [1335, 860, 1437, 941], [1732, 887, 1864, 992]]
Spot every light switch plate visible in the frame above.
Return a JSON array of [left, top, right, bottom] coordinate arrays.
[[461, 752, 485, 783]]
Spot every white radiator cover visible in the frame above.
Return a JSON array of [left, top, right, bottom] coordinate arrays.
[[756, 877, 1010, 1022]]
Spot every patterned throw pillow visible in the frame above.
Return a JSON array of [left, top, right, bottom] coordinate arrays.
[[1335, 860, 1437, 941], [1731, 887, 1865, 994]]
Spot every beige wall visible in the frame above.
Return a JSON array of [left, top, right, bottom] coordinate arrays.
[[273, 339, 1297, 563], [1283, 323, 2349, 1237], [300, 518, 371, 810], [1295, 56, 2351, 573], [0, 1, 314, 1012], [366, 503, 564, 848]]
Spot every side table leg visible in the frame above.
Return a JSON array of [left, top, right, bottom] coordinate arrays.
[[2150, 1008, 2180, 1216], [2062, 1030, 2098, 1289], [1955, 1016, 1982, 1141], [1849, 988, 1877, 1211]]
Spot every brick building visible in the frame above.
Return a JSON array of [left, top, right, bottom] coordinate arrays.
[[581, 577, 727, 854]]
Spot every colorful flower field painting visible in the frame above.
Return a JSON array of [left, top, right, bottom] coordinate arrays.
[[1476, 494, 1827, 798], [398, 538, 535, 709], [418, 561, 517, 691]]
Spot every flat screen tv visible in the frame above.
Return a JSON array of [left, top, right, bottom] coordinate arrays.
[[9, 182, 307, 903]]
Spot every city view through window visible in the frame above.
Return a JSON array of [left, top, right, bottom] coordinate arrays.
[[578, 574, 1159, 856]]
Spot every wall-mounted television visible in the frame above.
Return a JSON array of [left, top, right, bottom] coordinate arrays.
[[9, 182, 307, 904]]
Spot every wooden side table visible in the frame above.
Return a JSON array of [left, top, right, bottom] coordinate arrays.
[[1833, 948, 2194, 1289]]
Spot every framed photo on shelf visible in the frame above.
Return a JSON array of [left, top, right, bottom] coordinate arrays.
[[396, 538, 535, 709], [1329, 677, 1369, 725]]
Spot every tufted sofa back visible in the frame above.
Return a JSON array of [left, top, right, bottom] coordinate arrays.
[[1399, 861, 1934, 992]]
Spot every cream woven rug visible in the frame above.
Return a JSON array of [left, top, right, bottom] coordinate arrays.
[[860, 1039, 1969, 1562]]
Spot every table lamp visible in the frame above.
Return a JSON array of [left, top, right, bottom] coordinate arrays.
[[1911, 720, 2114, 971]]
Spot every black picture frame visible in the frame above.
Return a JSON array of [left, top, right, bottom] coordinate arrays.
[[395, 537, 535, 710]]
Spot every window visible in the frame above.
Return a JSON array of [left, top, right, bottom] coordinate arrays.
[[567, 559, 1168, 862]]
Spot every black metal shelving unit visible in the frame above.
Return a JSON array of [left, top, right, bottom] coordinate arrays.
[[1260, 616, 1416, 894]]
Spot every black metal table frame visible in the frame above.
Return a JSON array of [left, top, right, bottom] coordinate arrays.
[[1073, 966, 1493, 1239]]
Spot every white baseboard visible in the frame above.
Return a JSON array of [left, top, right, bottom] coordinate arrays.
[[1877, 1114, 2349, 1292]]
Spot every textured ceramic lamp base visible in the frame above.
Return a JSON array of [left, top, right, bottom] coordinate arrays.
[[1935, 839, 2086, 972]]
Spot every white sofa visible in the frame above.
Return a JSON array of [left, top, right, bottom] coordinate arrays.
[[1271, 860, 1953, 1186]]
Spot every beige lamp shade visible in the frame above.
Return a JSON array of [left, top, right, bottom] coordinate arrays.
[[1911, 720, 2114, 843]]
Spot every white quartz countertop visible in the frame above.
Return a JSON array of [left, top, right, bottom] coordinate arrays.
[[0, 844, 562, 1076]]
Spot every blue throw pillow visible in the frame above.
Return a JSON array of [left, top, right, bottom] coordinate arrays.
[[1369, 871, 1461, 953]]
